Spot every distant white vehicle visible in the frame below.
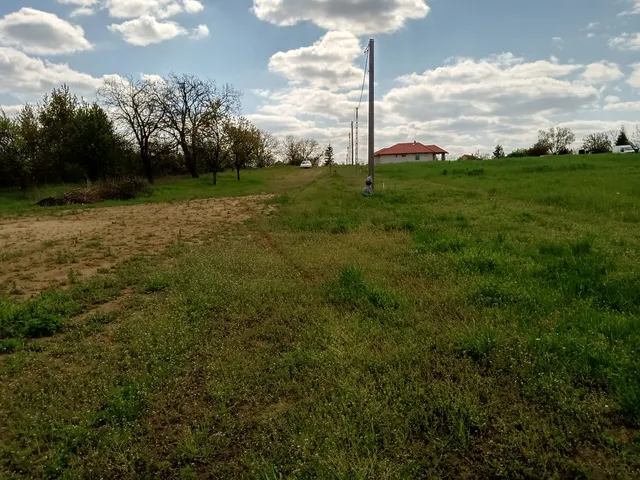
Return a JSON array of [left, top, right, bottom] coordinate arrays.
[[300, 160, 312, 169], [613, 145, 636, 154]]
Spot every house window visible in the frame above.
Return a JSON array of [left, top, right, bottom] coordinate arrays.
[[415, 155, 420, 160], [402, 154, 407, 157]]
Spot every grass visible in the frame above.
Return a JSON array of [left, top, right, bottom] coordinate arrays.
[[1, 153, 640, 477], [0, 165, 319, 216]]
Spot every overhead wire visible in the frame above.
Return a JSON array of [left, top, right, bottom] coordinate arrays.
[[348, 48, 370, 165], [356, 49, 369, 112]]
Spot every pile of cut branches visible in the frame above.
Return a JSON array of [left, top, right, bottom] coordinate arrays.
[[37, 178, 152, 207]]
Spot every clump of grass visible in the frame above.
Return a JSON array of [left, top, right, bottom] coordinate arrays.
[[93, 381, 146, 427], [457, 250, 500, 275], [0, 291, 79, 341], [325, 267, 400, 314], [43, 239, 62, 248], [84, 237, 103, 249], [0, 338, 24, 354], [56, 251, 70, 264], [67, 312, 118, 340], [523, 164, 552, 173], [452, 168, 485, 177], [414, 229, 467, 254], [457, 327, 501, 363], [535, 236, 640, 313], [0, 250, 24, 262], [142, 276, 171, 294]]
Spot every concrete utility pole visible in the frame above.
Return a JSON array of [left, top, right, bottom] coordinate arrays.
[[368, 38, 375, 189], [351, 121, 355, 166]]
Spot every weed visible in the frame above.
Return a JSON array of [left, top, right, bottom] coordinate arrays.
[[143, 276, 171, 294], [56, 251, 69, 264], [43, 239, 62, 248], [84, 237, 103, 249], [0, 250, 24, 262], [93, 381, 146, 427], [457, 327, 501, 363], [325, 267, 401, 314]]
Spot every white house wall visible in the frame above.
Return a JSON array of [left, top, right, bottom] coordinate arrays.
[[374, 153, 437, 165]]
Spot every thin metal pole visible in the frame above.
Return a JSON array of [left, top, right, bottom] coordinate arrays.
[[351, 121, 355, 166], [368, 38, 375, 189]]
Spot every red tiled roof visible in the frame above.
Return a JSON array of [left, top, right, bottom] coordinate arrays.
[[374, 142, 448, 156]]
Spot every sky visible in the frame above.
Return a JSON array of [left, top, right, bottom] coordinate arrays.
[[0, 0, 639, 159]]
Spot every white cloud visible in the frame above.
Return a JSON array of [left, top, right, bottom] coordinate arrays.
[[183, 0, 204, 14], [0, 104, 25, 117], [603, 101, 640, 111], [0, 47, 116, 101], [252, 0, 430, 35], [380, 55, 594, 123], [587, 33, 596, 39], [140, 73, 166, 84], [107, 0, 203, 19], [605, 95, 621, 104], [619, 0, 640, 15], [252, 50, 638, 158], [581, 62, 624, 84], [269, 31, 365, 90], [257, 86, 359, 122], [57, 0, 99, 5], [0, 8, 92, 55], [609, 33, 640, 51], [628, 64, 640, 88], [108, 15, 187, 46], [70, 7, 97, 17], [586, 22, 600, 29], [190, 24, 209, 39]]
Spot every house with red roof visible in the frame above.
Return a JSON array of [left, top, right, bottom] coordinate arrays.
[[374, 141, 448, 165]]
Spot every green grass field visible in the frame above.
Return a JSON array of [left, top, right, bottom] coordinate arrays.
[[0, 166, 312, 216], [2, 154, 640, 478]]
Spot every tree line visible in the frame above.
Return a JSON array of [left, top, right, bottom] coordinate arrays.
[[491, 126, 640, 159], [0, 75, 312, 189]]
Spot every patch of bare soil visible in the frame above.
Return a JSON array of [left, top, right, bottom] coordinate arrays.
[[0, 195, 273, 297]]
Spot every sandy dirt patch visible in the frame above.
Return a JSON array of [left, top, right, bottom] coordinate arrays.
[[0, 195, 273, 297]]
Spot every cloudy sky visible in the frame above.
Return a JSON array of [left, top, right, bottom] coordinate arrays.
[[1, 0, 639, 158]]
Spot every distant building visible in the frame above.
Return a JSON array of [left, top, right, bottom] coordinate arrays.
[[374, 142, 448, 165], [459, 154, 478, 161]]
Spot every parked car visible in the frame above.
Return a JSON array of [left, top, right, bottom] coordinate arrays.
[[300, 160, 312, 169], [613, 145, 636, 154]]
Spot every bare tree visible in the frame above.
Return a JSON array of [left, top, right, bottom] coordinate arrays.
[[534, 127, 575, 155], [582, 132, 611, 154], [98, 76, 164, 182], [606, 129, 619, 148], [302, 139, 322, 166], [282, 135, 303, 165], [199, 84, 242, 185], [159, 73, 219, 178], [254, 130, 278, 168], [552, 126, 575, 154], [282, 136, 321, 165], [632, 125, 640, 149], [225, 116, 256, 181]]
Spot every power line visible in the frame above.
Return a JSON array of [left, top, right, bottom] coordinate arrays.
[[356, 50, 369, 111]]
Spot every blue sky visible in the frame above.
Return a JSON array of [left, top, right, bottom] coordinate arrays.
[[1, 0, 639, 158]]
